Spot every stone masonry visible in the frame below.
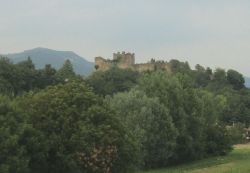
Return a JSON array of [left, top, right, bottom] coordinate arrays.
[[95, 51, 171, 73]]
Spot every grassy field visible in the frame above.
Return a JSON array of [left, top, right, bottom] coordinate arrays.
[[139, 144, 250, 173]]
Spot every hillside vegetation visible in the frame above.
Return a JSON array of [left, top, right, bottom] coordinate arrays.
[[0, 57, 250, 173]]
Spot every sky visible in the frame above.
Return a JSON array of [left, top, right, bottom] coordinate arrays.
[[1, 0, 250, 75]]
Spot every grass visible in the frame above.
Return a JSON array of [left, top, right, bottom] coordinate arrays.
[[139, 143, 250, 173]]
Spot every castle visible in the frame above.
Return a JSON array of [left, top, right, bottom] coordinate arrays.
[[95, 51, 171, 73]]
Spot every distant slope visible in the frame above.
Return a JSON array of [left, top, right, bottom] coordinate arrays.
[[1, 47, 94, 76], [245, 77, 250, 88]]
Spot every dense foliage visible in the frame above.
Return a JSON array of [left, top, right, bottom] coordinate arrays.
[[137, 72, 232, 164], [106, 89, 177, 168], [0, 56, 250, 172], [0, 96, 29, 173], [0, 81, 137, 173], [86, 67, 139, 96]]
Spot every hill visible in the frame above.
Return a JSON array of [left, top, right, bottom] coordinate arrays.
[[1, 47, 94, 76], [245, 77, 250, 88]]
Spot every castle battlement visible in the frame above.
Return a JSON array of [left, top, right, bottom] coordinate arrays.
[[94, 52, 171, 73]]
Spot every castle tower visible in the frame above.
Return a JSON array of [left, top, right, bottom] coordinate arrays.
[[113, 51, 135, 68]]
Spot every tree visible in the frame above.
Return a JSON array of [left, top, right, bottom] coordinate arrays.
[[169, 59, 191, 74], [227, 69, 245, 90], [205, 68, 229, 92], [222, 89, 250, 126], [36, 64, 59, 88], [19, 81, 137, 173], [56, 59, 76, 80], [213, 68, 227, 83], [205, 125, 232, 155], [87, 67, 139, 96], [205, 67, 213, 76], [106, 89, 177, 168], [137, 71, 233, 162], [0, 57, 19, 96], [16, 57, 39, 93], [196, 90, 232, 155], [138, 71, 197, 161], [0, 96, 29, 173], [193, 65, 211, 87], [195, 64, 205, 72], [0, 57, 70, 96]]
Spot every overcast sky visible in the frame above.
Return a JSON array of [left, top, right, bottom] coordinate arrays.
[[1, 0, 250, 75]]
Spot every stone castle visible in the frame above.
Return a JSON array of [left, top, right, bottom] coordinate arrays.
[[95, 51, 171, 73]]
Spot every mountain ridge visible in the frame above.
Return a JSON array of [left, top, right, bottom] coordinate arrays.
[[245, 77, 250, 88], [1, 47, 94, 76]]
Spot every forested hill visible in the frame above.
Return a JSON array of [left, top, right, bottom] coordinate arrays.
[[1, 47, 94, 76], [1, 56, 250, 173]]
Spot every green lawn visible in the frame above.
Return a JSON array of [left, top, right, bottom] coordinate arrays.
[[139, 144, 250, 173]]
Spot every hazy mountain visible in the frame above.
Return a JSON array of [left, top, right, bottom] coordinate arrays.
[[245, 77, 250, 88], [1, 47, 94, 76]]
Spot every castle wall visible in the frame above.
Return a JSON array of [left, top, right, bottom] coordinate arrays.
[[95, 52, 171, 73], [133, 63, 171, 73], [133, 63, 155, 72], [95, 57, 113, 71]]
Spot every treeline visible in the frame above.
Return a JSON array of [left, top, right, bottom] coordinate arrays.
[[0, 57, 249, 173], [0, 57, 77, 96]]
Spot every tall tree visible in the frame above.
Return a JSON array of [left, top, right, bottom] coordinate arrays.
[[56, 59, 76, 80], [16, 57, 38, 93]]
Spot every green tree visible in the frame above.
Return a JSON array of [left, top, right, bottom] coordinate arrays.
[[36, 64, 60, 88], [227, 69, 245, 90], [169, 59, 191, 74], [137, 71, 233, 162], [0, 57, 19, 96], [106, 89, 177, 168], [138, 71, 196, 161], [193, 64, 211, 87], [20, 81, 137, 173], [15, 57, 39, 94], [0, 96, 29, 173], [87, 67, 139, 96], [195, 64, 205, 72], [222, 89, 250, 126], [56, 59, 76, 81]]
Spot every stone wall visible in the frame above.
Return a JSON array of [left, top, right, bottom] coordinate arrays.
[[95, 57, 113, 71], [133, 62, 171, 73], [94, 52, 171, 73]]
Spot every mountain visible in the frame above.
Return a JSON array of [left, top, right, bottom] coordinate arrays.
[[245, 77, 250, 88], [1, 47, 94, 76]]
